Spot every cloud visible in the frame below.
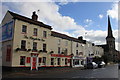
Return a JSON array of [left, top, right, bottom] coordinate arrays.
[[98, 14, 103, 19], [1, 2, 119, 51], [84, 19, 92, 23], [83, 19, 93, 28], [107, 3, 118, 20]]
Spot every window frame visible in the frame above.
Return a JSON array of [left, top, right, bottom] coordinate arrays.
[[33, 42, 37, 50], [22, 25, 27, 33], [43, 43, 46, 51], [20, 56, 26, 65], [58, 47, 60, 54], [33, 28, 38, 36], [51, 58, 54, 65], [43, 31, 47, 38], [21, 40, 26, 50]]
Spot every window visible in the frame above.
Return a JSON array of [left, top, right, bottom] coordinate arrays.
[[20, 56, 25, 65], [57, 58, 60, 65], [43, 57, 46, 65], [74, 59, 79, 65], [39, 58, 42, 63], [22, 25, 27, 33], [76, 50, 78, 55], [26, 57, 31, 63], [64, 48, 68, 55], [21, 40, 26, 49], [51, 58, 54, 65], [58, 39, 61, 45], [65, 58, 67, 65], [6, 45, 11, 62], [33, 28, 37, 36], [58, 47, 60, 54], [43, 31, 47, 38], [33, 42, 37, 50], [43, 44, 46, 51], [76, 43, 78, 47], [81, 60, 84, 65], [65, 41, 68, 46]]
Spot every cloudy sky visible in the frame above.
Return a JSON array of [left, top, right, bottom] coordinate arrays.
[[1, 0, 119, 50]]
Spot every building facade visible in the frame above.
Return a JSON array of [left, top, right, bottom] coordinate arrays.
[[1, 11, 104, 70]]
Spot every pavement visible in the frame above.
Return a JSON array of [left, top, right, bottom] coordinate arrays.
[[1, 64, 119, 80]]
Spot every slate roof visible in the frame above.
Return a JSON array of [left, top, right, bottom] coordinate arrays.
[[51, 31, 86, 43], [8, 10, 52, 30]]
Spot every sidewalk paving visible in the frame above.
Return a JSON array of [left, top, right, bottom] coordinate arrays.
[[2, 67, 84, 78]]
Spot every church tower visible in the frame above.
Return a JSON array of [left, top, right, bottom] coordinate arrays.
[[106, 16, 115, 50]]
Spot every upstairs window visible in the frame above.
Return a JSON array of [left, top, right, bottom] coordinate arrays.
[[43, 31, 47, 38], [33, 28, 37, 36], [65, 41, 68, 46], [43, 43, 46, 51], [58, 47, 60, 54], [76, 43, 78, 47], [64, 48, 68, 55], [22, 25, 27, 33], [33, 42, 37, 50], [21, 40, 26, 49], [76, 50, 78, 55], [58, 39, 61, 45]]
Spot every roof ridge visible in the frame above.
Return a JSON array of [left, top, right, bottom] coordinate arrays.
[[8, 10, 52, 30]]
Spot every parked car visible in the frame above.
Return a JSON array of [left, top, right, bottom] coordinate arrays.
[[96, 61, 106, 68], [84, 62, 98, 69]]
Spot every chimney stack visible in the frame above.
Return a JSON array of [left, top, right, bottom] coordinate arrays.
[[78, 36, 83, 41], [32, 11, 38, 21]]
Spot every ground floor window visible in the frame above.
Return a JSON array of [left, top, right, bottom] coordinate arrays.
[[51, 58, 54, 65], [20, 56, 26, 65], [39, 58, 42, 63], [65, 58, 67, 65], [43, 57, 46, 65], [57, 58, 60, 65], [73, 59, 79, 65], [81, 60, 84, 65]]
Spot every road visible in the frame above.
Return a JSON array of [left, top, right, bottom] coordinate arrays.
[[2, 64, 119, 80]]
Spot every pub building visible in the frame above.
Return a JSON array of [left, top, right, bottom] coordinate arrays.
[[1, 10, 103, 70]]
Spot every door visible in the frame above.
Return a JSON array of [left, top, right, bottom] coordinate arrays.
[[32, 57, 37, 69]]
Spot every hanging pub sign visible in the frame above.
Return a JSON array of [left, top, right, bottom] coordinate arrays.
[[0, 21, 14, 42]]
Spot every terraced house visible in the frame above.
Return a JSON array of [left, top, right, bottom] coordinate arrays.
[[1, 11, 104, 70]]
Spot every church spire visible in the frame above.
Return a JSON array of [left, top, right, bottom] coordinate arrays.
[[107, 15, 113, 38]]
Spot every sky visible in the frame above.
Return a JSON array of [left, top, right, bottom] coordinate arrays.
[[1, 0, 119, 51]]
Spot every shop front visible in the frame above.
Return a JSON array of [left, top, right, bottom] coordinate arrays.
[[71, 56, 85, 68]]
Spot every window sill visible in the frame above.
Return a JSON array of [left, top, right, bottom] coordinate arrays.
[[33, 35, 37, 36], [21, 32, 27, 34]]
